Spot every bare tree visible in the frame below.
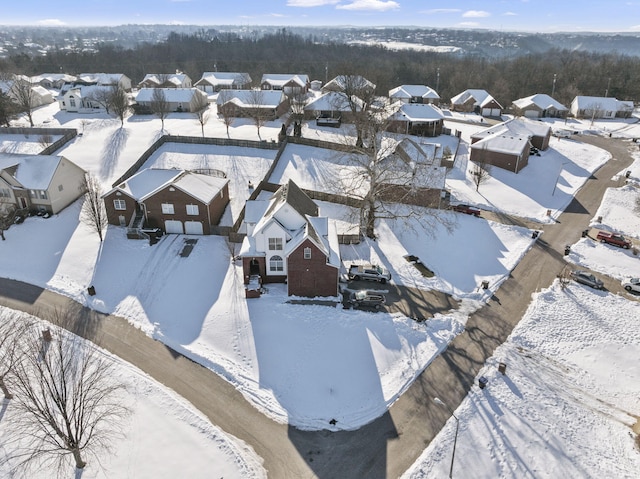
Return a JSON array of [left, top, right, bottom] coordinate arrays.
[[149, 88, 170, 131], [5, 318, 128, 475], [0, 309, 32, 399], [193, 91, 209, 137], [10, 76, 37, 127], [87, 87, 112, 114], [217, 90, 234, 138], [38, 133, 53, 151], [470, 156, 492, 192], [0, 90, 19, 127], [247, 89, 270, 139], [0, 196, 16, 241], [288, 91, 307, 123], [108, 86, 130, 127], [329, 74, 376, 147], [80, 174, 107, 242]]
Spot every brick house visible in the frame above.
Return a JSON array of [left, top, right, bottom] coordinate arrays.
[[387, 103, 444, 137], [389, 84, 440, 105], [239, 180, 340, 297], [137, 73, 192, 89], [260, 74, 309, 96], [216, 90, 289, 120], [450, 89, 503, 117], [195, 72, 252, 93], [103, 168, 229, 236], [511, 94, 568, 119], [0, 153, 87, 215], [471, 118, 551, 151]]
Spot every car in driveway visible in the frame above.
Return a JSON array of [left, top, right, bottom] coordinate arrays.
[[348, 264, 391, 284], [451, 204, 481, 217], [596, 231, 631, 249], [347, 290, 386, 310], [622, 277, 640, 293], [570, 270, 604, 289]]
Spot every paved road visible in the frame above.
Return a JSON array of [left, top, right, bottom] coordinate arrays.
[[0, 135, 635, 478]]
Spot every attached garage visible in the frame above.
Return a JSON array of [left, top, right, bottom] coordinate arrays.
[[524, 109, 540, 118], [164, 220, 184, 234], [184, 221, 204, 235], [482, 107, 501, 117]]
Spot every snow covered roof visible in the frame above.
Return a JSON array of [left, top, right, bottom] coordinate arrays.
[[470, 134, 530, 156], [572, 95, 633, 112], [451, 89, 501, 108], [380, 139, 446, 189], [260, 74, 309, 88], [216, 89, 285, 108], [195, 72, 251, 87], [0, 153, 67, 190], [60, 84, 111, 100], [31, 73, 76, 83], [140, 73, 189, 87], [512, 94, 567, 111], [106, 168, 227, 204], [389, 103, 444, 122], [323, 75, 376, 92], [135, 88, 204, 103], [472, 118, 551, 141], [78, 73, 126, 85], [304, 91, 363, 112], [389, 85, 440, 100]]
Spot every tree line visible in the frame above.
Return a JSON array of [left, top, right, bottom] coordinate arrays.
[[2, 29, 640, 108]]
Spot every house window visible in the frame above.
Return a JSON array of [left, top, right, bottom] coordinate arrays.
[[69, 98, 76, 107], [58, 184, 64, 192], [186, 204, 199, 216], [161, 203, 175, 214], [269, 255, 284, 272], [38, 190, 48, 200], [268, 237, 283, 250], [113, 199, 126, 210], [0, 188, 10, 198], [304, 247, 311, 259]]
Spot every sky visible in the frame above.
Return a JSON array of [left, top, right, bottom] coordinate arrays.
[[2, 0, 640, 33]]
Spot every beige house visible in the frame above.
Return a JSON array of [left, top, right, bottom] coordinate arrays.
[[135, 88, 208, 113], [138, 73, 192, 89], [0, 153, 87, 214]]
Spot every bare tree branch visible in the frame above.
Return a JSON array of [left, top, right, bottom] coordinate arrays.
[[80, 175, 107, 242], [149, 88, 170, 132], [0, 309, 33, 399]]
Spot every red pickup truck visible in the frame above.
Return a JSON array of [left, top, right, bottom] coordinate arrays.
[[596, 231, 631, 249]]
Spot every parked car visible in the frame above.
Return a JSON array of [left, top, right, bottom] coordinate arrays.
[[570, 270, 604, 289], [452, 204, 481, 217], [348, 264, 391, 284], [348, 290, 386, 310], [622, 277, 640, 293], [596, 231, 631, 249]]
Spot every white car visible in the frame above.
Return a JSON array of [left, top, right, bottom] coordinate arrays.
[[622, 277, 640, 293]]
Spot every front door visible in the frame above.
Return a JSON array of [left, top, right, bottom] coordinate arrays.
[[18, 197, 28, 209]]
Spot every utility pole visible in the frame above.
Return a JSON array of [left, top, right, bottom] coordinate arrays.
[[436, 67, 440, 92], [605, 77, 611, 97], [551, 73, 557, 97], [325, 62, 328, 85]]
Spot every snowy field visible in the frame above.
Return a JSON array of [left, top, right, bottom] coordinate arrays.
[[403, 282, 640, 479], [0, 308, 265, 479], [0, 132, 62, 155]]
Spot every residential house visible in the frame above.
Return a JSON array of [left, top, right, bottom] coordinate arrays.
[[377, 138, 447, 207], [239, 179, 340, 297], [388, 85, 440, 105], [303, 91, 363, 123], [137, 73, 192, 89], [58, 85, 112, 112], [570, 96, 634, 119], [103, 168, 229, 236], [31, 73, 77, 89], [216, 90, 289, 120], [469, 117, 552, 173], [135, 88, 208, 113], [450, 89, 503, 117], [0, 153, 87, 214], [260, 74, 309, 96], [195, 72, 252, 93], [322, 75, 376, 95], [0, 75, 54, 108], [511, 94, 568, 118], [76, 73, 132, 91], [387, 103, 444, 137], [471, 117, 552, 150]]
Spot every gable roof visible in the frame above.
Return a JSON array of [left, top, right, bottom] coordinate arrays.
[[451, 89, 502, 108], [135, 88, 204, 103], [195, 72, 251, 87], [139, 73, 190, 87], [512, 94, 567, 111], [571, 95, 633, 113], [261, 74, 309, 88], [304, 91, 364, 112], [389, 84, 440, 100], [263, 179, 318, 220], [105, 168, 227, 203], [77, 73, 127, 85], [0, 153, 70, 190], [216, 89, 285, 108], [470, 134, 530, 156], [389, 103, 444, 122], [379, 139, 446, 189], [60, 84, 112, 100], [471, 117, 551, 141], [323, 75, 376, 92]]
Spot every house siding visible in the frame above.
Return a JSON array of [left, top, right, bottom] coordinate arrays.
[[470, 148, 530, 174], [104, 191, 138, 226], [287, 239, 338, 297]]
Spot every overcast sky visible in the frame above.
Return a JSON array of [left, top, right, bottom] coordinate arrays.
[[3, 0, 639, 33]]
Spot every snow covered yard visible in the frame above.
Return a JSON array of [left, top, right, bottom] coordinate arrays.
[[403, 283, 640, 479], [0, 132, 62, 154], [0, 307, 265, 479]]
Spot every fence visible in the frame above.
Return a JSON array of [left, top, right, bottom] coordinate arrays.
[[0, 127, 78, 156]]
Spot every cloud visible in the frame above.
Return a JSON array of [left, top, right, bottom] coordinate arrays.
[[503, 11, 518, 16], [462, 10, 490, 18], [37, 19, 66, 26], [421, 9, 462, 15], [337, 0, 400, 12], [287, 0, 340, 6]]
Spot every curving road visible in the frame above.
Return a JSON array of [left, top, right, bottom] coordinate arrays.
[[0, 135, 635, 478]]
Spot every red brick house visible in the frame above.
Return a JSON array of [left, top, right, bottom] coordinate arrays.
[[450, 89, 503, 117], [239, 180, 340, 297], [103, 168, 229, 236]]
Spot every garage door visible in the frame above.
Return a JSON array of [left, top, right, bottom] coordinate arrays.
[[184, 221, 204, 235], [164, 220, 184, 234], [524, 110, 539, 118]]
